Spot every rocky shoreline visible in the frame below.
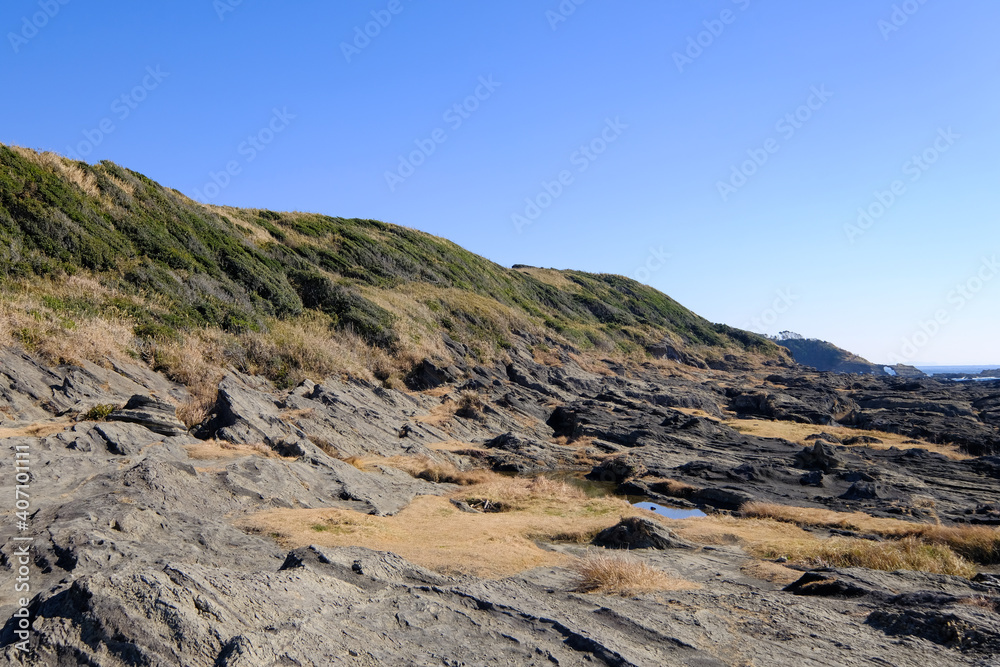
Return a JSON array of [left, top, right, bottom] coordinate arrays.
[[2, 334, 1000, 665]]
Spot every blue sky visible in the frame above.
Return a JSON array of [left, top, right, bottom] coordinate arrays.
[[2, 0, 998, 364]]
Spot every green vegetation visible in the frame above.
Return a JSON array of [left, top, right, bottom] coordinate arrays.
[[83, 403, 117, 421], [0, 144, 786, 390]]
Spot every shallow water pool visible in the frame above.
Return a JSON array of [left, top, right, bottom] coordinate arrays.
[[632, 501, 706, 520]]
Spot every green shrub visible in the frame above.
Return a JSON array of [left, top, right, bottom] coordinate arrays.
[[83, 404, 116, 421]]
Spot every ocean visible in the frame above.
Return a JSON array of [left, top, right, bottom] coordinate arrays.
[[915, 365, 1000, 380]]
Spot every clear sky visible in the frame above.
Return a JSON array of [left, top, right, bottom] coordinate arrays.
[[2, 0, 998, 364]]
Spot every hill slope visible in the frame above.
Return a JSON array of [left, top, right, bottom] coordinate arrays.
[[772, 333, 924, 377], [0, 144, 786, 400]]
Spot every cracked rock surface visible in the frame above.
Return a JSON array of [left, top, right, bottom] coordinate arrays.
[[2, 341, 1000, 666]]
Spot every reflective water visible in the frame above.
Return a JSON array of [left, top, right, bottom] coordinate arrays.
[[632, 502, 706, 520], [524, 471, 709, 517]]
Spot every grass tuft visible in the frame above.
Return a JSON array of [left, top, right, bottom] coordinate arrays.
[[571, 550, 698, 595], [742, 502, 1000, 565]]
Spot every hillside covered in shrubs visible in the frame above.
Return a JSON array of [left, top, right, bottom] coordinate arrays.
[[0, 144, 785, 400]]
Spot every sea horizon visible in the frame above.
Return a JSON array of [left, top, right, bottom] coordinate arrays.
[[915, 364, 1000, 376]]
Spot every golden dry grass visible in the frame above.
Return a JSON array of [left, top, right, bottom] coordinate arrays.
[[184, 440, 279, 460], [750, 536, 975, 577], [240, 489, 641, 578], [671, 407, 717, 419], [0, 276, 133, 369], [0, 420, 73, 439], [642, 476, 699, 499], [533, 346, 564, 367], [571, 551, 699, 595], [739, 559, 801, 585], [384, 455, 492, 486], [741, 502, 1000, 565], [742, 502, 1000, 566], [664, 512, 980, 577], [427, 440, 486, 453], [458, 474, 588, 511], [726, 418, 969, 460], [741, 502, 922, 536], [413, 399, 458, 428]]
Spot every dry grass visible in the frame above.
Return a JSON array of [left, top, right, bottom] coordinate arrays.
[[671, 407, 717, 419], [533, 346, 564, 367], [279, 408, 315, 422], [240, 487, 640, 578], [571, 551, 699, 595], [427, 440, 486, 454], [727, 418, 970, 460], [414, 399, 458, 428], [458, 474, 588, 512], [511, 267, 581, 291], [382, 455, 492, 486], [751, 536, 975, 577], [643, 476, 699, 499], [568, 352, 616, 376], [662, 512, 979, 577], [184, 440, 278, 460], [740, 560, 801, 585], [342, 456, 373, 472], [741, 502, 922, 536], [742, 502, 1000, 560], [742, 502, 1000, 566], [146, 334, 225, 428], [958, 596, 1000, 614], [0, 420, 72, 439], [0, 277, 133, 369], [456, 390, 485, 419]]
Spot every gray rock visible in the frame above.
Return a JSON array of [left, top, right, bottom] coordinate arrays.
[[108, 394, 187, 436], [592, 517, 694, 550], [795, 441, 844, 472]]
